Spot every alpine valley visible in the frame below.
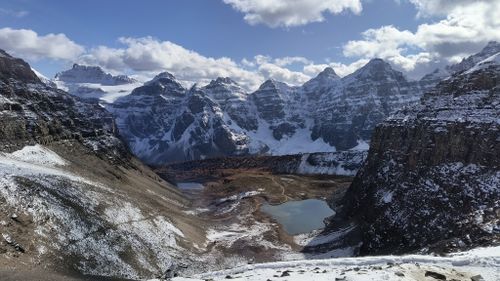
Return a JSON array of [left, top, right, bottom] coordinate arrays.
[[0, 37, 498, 281]]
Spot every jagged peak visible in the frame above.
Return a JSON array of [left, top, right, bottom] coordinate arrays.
[[317, 67, 339, 78], [349, 58, 400, 79], [142, 71, 185, 94], [55, 63, 135, 85], [259, 79, 280, 90], [71, 63, 103, 71], [152, 71, 176, 81], [205, 77, 240, 89], [214, 77, 236, 85], [144, 71, 182, 87], [365, 58, 390, 67]]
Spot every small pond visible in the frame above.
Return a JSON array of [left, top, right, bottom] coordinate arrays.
[[176, 182, 204, 190], [260, 199, 335, 235]]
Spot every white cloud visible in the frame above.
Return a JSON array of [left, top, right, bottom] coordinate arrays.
[[81, 37, 328, 90], [302, 59, 369, 78], [80, 37, 263, 90], [343, 1, 500, 77], [274, 56, 311, 66], [408, 0, 495, 17], [223, 0, 362, 27], [0, 28, 84, 60]]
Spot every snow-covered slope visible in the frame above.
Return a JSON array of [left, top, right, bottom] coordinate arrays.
[[169, 246, 499, 281], [112, 59, 430, 164], [54, 63, 141, 103]]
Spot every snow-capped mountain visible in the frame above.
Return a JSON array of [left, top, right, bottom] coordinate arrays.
[[112, 58, 431, 165], [308, 58, 423, 150], [338, 46, 500, 255], [54, 63, 142, 103], [447, 41, 500, 74], [55, 63, 135, 85]]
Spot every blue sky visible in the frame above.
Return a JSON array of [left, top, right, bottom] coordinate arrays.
[[0, 0, 499, 90]]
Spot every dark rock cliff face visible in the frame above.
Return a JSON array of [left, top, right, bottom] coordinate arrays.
[[338, 57, 500, 255], [0, 52, 125, 160]]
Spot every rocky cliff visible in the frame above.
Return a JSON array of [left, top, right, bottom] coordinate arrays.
[[338, 48, 500, 255], [0, 50, 204, 279]]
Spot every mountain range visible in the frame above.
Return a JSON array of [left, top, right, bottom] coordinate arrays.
[[52, 53, 477, 164]]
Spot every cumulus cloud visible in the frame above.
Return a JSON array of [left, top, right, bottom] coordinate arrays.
[[273, 56, 311, 67], [0, 28, 84, 60], [80, 36, 263, 90], [343, 1, 500, 77], [302, 59, 369, 78], [408, 0, 495, 17], [223, 0, 362, 27]]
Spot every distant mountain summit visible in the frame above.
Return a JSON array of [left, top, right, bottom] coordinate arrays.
[[55, 63, 136, 85], [54, 64, 141, 103]]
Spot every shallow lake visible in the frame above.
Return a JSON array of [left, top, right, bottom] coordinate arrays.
[[176, 182, 204, 190], [260, 199, 335, 235]]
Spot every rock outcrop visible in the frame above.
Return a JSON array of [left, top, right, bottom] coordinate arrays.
[[338, 49, 500, 255]]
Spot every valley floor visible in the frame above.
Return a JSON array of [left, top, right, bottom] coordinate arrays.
[[168, 246, 500, 281]]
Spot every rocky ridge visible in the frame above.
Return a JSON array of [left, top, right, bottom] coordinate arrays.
[[337, 45, 500, 255]]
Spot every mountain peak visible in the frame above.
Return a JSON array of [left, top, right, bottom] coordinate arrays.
[[0, 49, 41, 83], [55, 64, 135, 85], [214, 77, 236, 85], [152, 71, 176, 81], [142, 71, 185, 94], [366, 58, 389, 67], [316, 67, 340, 80]]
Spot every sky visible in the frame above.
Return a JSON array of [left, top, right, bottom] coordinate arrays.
[[0, 0, 499, 90]]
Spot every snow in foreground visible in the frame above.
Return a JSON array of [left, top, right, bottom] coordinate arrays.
[[165, 246, 499, 281]]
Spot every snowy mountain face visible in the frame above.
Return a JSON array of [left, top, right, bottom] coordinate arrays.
[[113, 60, 433, 165], [338, 49, 500, 255], [309, 59, 423, 150], [55, 63, 135, 85], [54, 63, 141, 104]]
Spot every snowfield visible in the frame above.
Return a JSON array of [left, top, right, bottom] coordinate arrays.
[[167, 246, 499, 281]]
